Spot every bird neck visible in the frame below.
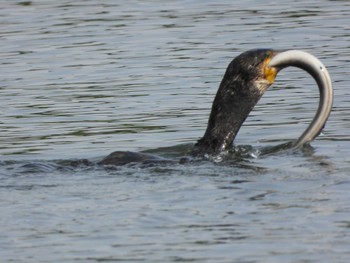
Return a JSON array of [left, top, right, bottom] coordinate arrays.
[[191, 77, 265, 157]]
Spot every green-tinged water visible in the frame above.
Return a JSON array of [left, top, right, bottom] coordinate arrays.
[[1, 0, 350, 262]]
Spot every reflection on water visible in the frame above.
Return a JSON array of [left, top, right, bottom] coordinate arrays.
[[1, 0, 350, 262]]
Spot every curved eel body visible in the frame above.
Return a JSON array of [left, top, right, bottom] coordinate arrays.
[[268, 50, 333, 148]]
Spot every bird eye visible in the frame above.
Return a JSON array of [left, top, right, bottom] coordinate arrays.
[[264, 51, 271, 59]]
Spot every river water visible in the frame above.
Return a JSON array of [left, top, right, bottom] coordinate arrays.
[[1, 0, 350, 262]]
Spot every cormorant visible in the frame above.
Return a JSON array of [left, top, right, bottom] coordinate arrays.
[[99, 49, 333, 165]]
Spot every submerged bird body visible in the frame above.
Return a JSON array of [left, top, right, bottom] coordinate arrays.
[[99, 49, 333, 166]]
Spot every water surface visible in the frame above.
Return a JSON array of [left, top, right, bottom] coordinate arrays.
[[1, 0, 350, 262]]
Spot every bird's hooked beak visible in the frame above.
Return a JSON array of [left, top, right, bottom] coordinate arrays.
[[263, 51, 280, 84], [264, 50, 333, 148]]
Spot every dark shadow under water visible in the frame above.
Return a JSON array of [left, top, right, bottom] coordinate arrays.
[[0, 141, 324, 176]]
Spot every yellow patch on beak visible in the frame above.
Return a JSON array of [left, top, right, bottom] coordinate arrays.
[[264, 57, 278, 84]]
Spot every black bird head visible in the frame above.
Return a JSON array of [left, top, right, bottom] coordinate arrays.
[[223, 49, 279, 92]]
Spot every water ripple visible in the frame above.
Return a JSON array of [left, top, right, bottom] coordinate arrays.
[[1, 0, 350, 262]]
